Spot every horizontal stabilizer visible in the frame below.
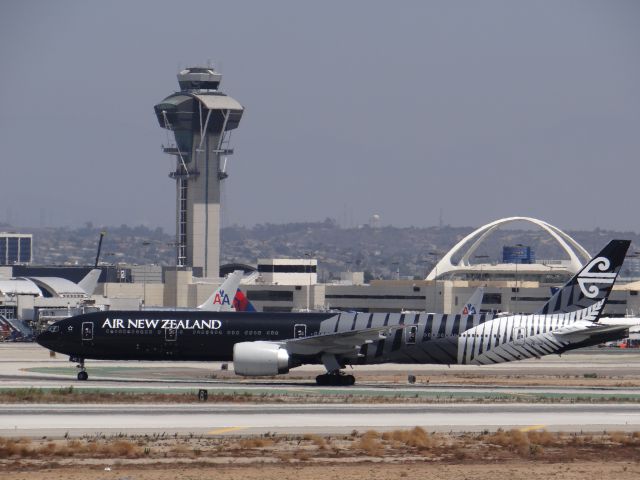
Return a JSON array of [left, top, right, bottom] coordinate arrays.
[[553, 320, 629, 343]]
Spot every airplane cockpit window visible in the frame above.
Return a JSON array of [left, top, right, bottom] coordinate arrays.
[[48, 325, 59, 332]]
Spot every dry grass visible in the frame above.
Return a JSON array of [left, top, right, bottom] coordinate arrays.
[[238, 438, 275, 449], [4, 383, 640, 405], [0, 437, 141, 459], [483, 429, 531, 455], [381, 426, 434, 450], [302, 433, 327, 449], [2, 429, 640, 466], [353, 430, 385, 456], [0, 387, 286, 404]]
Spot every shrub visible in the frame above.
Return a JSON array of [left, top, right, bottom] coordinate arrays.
[[382, 427, 433, 450]]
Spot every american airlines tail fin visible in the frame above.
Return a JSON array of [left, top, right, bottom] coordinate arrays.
[[536, 239, 630, 315], [459, 287, 484, 315], [198, 270, 244, 311], [78, 269, 101, 295]]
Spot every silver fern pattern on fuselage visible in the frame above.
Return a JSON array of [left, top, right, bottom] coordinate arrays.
[[316, 300, 605, 367], [458, 299, 605, 365], [319, 311, 494, 366]]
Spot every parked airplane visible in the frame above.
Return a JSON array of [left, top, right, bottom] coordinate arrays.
[[459, 287, 484, 315], [140, 270, 248, 312], [37, 240, 630, 385], [197, 270, 245, 311], [78, 269, 102, 296]]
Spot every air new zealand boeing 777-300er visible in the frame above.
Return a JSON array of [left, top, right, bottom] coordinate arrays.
[[38, 240, 631, 386]]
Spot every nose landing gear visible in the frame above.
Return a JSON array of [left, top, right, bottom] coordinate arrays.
[[70, 356, 89, 381]]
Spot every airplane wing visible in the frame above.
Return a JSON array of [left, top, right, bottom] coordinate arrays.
[[553, 320, 629, 343], [280, 324, 408, 356]]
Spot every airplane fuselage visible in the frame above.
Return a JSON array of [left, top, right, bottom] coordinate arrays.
[[37, 308, 622, 368]]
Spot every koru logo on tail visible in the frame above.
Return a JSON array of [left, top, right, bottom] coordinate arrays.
[[577, 256, 616, 298]]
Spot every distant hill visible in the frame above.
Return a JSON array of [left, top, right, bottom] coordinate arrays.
[[8, 221, 639, 280]]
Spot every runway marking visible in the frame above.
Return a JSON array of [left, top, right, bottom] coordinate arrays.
[[519, 425, 547, 432], [207, 426, 247, 435]]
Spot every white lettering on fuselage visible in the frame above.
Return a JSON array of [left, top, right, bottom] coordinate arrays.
[[101, 318, 221, 330]]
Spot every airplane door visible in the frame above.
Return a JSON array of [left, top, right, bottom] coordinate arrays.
[[81, 322, 93, 341], [405, 326, 417, 345], [165, 327, 177, 342], [513, 327, 525, 346], [294, 324, 307, 338]]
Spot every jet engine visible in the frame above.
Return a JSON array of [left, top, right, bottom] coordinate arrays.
[[233, 342, 290, 376]]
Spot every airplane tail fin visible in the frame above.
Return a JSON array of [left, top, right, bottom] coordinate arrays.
[[233, 288, 256, 312], [78, 269, 101, 295], [198, 270, 244, 311], [536, 239, 630, 315], [459, 286, 484, 315]]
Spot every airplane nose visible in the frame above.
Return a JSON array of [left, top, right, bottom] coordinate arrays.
[[36, 331, 56, 350]]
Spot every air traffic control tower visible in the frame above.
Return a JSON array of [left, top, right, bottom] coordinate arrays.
[[154, 67, 244, 278]]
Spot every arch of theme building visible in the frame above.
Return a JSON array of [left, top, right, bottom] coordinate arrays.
[[426, 216, 591, 280]]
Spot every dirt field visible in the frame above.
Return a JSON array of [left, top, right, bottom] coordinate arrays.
[[2, 429, 640, 479], [5, 462, 640, 480]]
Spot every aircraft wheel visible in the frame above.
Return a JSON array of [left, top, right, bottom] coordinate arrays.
[[316, 373, 355, 386], [343, 374, 355, 386], [77, 371, 88, 381]]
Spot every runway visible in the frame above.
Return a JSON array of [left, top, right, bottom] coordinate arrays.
[[2, 343, 640, 437], [2, 343, 640, 401], [2, 403, 639, 437]]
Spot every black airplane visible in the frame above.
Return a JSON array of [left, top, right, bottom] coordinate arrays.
[[37, 240, 631, 386]]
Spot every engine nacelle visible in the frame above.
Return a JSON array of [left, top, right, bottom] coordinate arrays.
[[233, 341, 290, 376]]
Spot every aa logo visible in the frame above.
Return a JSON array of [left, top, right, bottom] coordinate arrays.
[[462, 304, 476, 315], [213, 289, 231, 305]]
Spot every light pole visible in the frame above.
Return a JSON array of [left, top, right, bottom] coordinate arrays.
[[103, 252, 117, 299], [420, 259, 429, 279], [141, 241, 153, 308], [305, 252, 312, 311], [428, 251, 441, 311], [391, 262, 400, 280], [474, 254, 489, 285], [513, 244, 524, 314]]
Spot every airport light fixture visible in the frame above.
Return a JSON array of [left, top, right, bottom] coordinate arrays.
[[305, 252, 313, 311]]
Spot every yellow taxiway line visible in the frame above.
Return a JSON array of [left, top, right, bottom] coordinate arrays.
[[519, 424, 547, 432], [207, 426, 247, 435]]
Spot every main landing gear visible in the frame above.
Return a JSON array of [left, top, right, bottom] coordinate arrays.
[[71, 356, 89, 381], [317, 353, 355, 386], [315, 371, 355, 386]]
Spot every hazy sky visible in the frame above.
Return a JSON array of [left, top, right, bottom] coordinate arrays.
[[1, 1, 639, 232]]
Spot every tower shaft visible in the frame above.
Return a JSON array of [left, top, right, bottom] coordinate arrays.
[[182, 131, 223, 277]]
